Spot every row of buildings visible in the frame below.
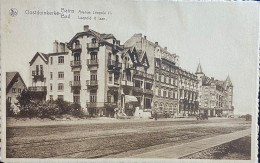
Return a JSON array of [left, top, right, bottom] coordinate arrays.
[[20, 25, 234, 117]]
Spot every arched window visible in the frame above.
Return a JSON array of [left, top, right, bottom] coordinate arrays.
[[74, 53, 81, 61], [159, 103, 164, 112]]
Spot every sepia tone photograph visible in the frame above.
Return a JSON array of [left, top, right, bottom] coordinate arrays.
[[1, 0, 259, 162]]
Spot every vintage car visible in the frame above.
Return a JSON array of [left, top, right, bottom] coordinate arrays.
[[195, 113, 208, 120]]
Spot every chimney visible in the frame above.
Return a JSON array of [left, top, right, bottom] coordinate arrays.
[[164, 47, 167, 51], [60, 43, 65, 52], [84, 25, 89, 32], [53, 40, 58, 53], [155, 42, 158, 45], [144, 35, 147, 40]]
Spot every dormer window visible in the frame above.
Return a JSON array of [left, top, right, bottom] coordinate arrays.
[[113, 40, 115, 44], [92, 38, 96, 43]]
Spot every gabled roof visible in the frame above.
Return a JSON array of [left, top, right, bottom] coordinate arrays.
[[6, 72, 27, 92], [140, 51, 150, 68], [29, 52, 48, 66]]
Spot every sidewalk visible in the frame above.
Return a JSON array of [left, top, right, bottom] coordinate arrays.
[[131, 129, 251, 158]]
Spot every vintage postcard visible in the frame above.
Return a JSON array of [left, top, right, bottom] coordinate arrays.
[[1, 0, 259, 162]]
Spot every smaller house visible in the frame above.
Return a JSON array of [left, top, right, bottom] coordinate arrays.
[[6, 72, 27, 111]]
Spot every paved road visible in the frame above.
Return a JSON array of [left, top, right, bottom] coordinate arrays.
[[6, 118, 251, 158]]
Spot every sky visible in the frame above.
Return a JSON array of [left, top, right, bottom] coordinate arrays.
[[1, 0, 259, 115]]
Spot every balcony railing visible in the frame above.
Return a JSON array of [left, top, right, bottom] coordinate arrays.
[[70, 60, 81, 67], [108, 60, 122, 69], [28, 86, 47, 92], [72, 44, 82, 50], [32, 70, 44, 76], [121, 80, 134, 87], [133, 87, 143, 93], [144, 89, 153, 95], [133, 70, 154, 80], [87, 43, 99, 49], [87, 59, 99, 66], [108, 59, 115, 66], [70, 81, 81, 87], [86, 80, 98, 86]]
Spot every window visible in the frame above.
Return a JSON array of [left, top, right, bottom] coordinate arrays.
[[90, 52, 97, 60], [32, 71, 35, 76], [74, 53, 81, 61], [40, 65, 43, 75], [50, 72, 53, 80], [18, 89, 22, 93], [50, 95, 53, 101], [73, 95, 80, 104], [58, 83, 64, 91], [144, 98, 152, 109], [50, 83, 53, 91], [109, 72, 113, 83], [134, 80, 142, 88], [90, 71, 97, 81], [156, 73, 159, 81], [36, 65, 39, 75], [58, 72, 64, 79], [74, 71, 80, 81], [163, 90, 167, 97], [160, 75, 164, 82], [12, 88, 16, 93], [155, 87, 158, 96], [158, 89, 161, 97], [58, 95, 64, 100], [58, 56, 64, 64], [50, 57, 53, 64], [169, 78, 171, 85], [168, 91, 172, 98], [8, 97, 11, 102], [90, 95, 97, 102], [92, 38, 96, 43], [144, 82, 152, 90]]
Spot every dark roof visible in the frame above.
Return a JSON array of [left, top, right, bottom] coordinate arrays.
[[6, 72, 17, 87], [6, 72, 27, 92]]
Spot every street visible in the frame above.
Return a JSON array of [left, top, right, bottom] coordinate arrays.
[[6, 118, 251, 158]]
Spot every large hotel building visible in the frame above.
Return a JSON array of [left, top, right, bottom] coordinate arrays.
[[28, 25, 234, 117]]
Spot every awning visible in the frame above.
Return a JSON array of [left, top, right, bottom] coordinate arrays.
[[125, 95, 138, 103]]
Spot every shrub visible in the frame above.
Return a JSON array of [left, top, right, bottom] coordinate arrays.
[[70, 103, 84, 118], [55, 99, 70, 115]]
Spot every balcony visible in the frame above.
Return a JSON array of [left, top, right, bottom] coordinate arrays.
[[32, 70, 45, 81], [72, 44, 82, 51], [87, 59, 99, 66], [70, 81, 81, 87], [70, 60, 81, 67], [121, 80, 134, 87], [108, 60, 122, 69], [144, 89, 153, 95], [133, 87, 143, 93], [28, 86, 47, 92], [86, 80, 98, 89], [87, 43, 99, 49]]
